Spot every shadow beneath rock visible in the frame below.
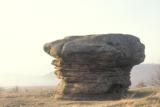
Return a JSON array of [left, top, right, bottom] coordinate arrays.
[[53, 88, 155, 101], [54, 93, 129, 101], [126, 89, 154, 99]]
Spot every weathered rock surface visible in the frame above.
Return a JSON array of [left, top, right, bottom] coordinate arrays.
[[44, 34, 145, 100]]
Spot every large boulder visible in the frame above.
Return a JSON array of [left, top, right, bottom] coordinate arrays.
[[44, 34, 145, 100]]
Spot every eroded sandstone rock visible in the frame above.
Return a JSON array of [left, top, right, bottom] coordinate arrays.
[[44, 34, 145, 100]]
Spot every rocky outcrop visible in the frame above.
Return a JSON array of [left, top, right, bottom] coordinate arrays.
[[44, 34, 145, 100]]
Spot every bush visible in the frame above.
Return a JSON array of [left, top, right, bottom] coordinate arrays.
[[11, 86, 19, 93], [136, 81, 146, 88]]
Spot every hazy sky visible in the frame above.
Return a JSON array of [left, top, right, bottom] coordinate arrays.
[[0, 0, 160, 85]]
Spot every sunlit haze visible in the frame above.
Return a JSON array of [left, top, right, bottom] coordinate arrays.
[[0, 0, 160, 86]]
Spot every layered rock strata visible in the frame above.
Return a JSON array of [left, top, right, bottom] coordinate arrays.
[[44, 34, 145, 100]]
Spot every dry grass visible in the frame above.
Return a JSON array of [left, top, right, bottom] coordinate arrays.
[[0, 86, 160, 107]]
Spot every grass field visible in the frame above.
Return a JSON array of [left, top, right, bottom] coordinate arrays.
[[0, 86, 160, 107]]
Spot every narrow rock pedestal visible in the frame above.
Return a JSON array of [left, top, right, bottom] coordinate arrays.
[[44, 34, 145, 100]]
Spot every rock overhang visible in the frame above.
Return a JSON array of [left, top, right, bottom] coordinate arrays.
[[44, 34, 145, 66]]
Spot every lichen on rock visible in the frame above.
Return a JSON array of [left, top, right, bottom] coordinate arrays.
[[44, 34, 145, 100]]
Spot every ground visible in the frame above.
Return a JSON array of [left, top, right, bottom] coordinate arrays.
[[0, 86, 160, 107]]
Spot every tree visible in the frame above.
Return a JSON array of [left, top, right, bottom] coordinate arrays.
[[0, 87, 4, 95]]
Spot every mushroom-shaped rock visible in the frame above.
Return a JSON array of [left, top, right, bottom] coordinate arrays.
[[44, 34, 145, 100]]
